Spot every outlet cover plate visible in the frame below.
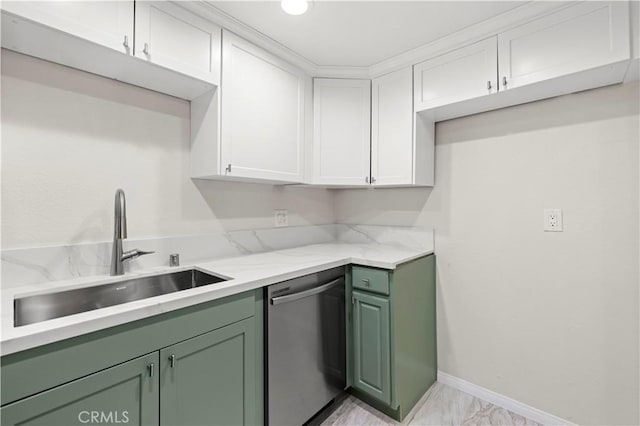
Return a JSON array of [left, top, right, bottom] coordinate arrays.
[[274, 210, 288, 227], [544, 209, 563, 232]]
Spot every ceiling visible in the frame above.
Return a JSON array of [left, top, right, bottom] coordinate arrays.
[[209, 1, 527, 67]]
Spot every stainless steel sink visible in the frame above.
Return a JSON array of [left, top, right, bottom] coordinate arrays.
[[14, 269, 228, 327]]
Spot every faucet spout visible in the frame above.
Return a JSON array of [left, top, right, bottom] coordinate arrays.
[[110, 189, 153, 276], [114, 188, 127, 240]]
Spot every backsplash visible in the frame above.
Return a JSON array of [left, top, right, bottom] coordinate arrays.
[[336, 224, 435, 252], [1, 225, 434, 288]]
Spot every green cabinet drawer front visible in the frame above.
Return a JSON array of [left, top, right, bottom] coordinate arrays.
[[352, 290, 391, 405], [160, 317, 256, 426], [1, 352, 159, 426], [352, 266, 390, 295]]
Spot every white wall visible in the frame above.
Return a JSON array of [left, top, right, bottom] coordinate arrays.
[[0, 50, 335, 249], [335, 82, 640, 425]]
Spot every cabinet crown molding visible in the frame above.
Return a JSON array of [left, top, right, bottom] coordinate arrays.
[[183, 0, 579, 79]]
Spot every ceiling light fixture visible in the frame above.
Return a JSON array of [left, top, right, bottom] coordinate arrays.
[[281, 0, 308, 16]]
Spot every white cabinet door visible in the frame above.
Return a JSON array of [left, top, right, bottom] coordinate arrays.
[[1, 1, 133, 54], [313, 79, 371, 186], [135, 2, 221, 85], [414, 37, 497, 112], [498, 1, 630, 90], [220, 31, 306, 183], [371, 67, 413, 186]]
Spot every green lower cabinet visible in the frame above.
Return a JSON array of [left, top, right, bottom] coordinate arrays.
[[160, 318, 255, 426], [1, 352, 159, 426], [347, 255, 437, 421], [352, 290, 391, 405], [1, 289, 264, 426]]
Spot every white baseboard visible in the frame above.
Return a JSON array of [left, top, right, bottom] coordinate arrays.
[[437, 371, 575, 426]]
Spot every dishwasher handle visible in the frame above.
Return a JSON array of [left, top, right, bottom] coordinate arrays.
[[271, 277, 343, 305]]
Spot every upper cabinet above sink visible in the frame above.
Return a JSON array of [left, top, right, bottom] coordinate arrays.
[[133, 2, 221, 87], [1, 1, 135, 55], [1, 1, 221, 100]]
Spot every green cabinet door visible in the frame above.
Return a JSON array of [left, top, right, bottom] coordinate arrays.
[[352, 290, 391, 405], [160, 317, 256, 426], [1, 352, 159, 426]]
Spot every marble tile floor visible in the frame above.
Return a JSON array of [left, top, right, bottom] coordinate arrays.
[[321, 382, 542, 426]]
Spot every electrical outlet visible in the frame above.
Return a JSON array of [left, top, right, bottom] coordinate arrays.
[[544, 209, 563, 232], [274, 210, 288, 228]]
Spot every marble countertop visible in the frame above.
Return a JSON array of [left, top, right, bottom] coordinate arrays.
[[1, 242, 433, 356]]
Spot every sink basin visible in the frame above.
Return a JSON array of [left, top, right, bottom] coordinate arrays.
[[14, 269, 228, 327]]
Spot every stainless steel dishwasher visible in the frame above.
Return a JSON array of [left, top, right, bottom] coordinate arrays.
[[266, 267, 346, 426]]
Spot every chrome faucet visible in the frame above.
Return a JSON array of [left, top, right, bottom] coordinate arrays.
[[110, 189, 154, 276]]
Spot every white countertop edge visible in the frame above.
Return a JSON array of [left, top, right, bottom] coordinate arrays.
[[1, 244, 433, 356]]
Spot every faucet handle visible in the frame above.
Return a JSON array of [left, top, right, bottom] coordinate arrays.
[[121, 249, 155, 263]]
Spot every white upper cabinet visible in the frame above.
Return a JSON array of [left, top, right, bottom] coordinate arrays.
[[498, 1, 630, 90], [371, 67, 414, 186], [1, 1, 133, 54], [1, 1, 219, 99], [312, 79, 371, 186], [134, 2, 221, 85], [414, 37, 498, 112], [220, 31, 306, 183], [312, 72, 433, 188]]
